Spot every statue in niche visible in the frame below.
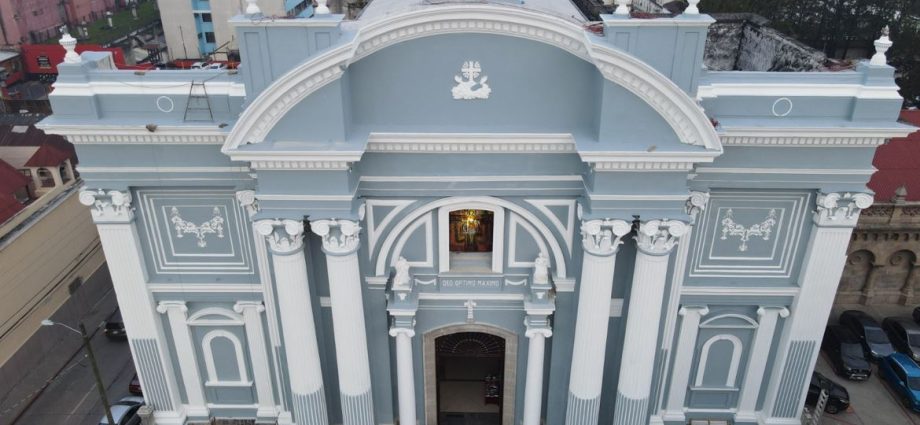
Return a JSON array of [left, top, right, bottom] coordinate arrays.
[[533, 252, 549, 284], [393, 256, 411, 289]]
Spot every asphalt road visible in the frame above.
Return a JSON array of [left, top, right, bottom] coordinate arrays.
[[6, 264, 136, 425]]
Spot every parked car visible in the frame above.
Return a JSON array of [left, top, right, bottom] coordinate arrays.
[[805, 372, 850, 414], [190, 61, 226, 71], [822, 325, 872, 380], [839, 310, 895, 360], [879, 353, 920, 412], [882, 317, 920, 362], [97, 396, 145, 425], [128, 373, 142, 395], [104, 310, 126, 340], [913, 306, 920, 324]]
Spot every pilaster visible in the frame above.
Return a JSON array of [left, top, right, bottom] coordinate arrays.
[[254, 219, 328, 425], [387, 258, 419, 425], [613, 220, 687, 425], [762, 193, 872, 424], [662, 305, 709, 421], [79, 189, 185, 423], [735, 306, 789, 423], [156, 301, 208, 418], [234, 301, 278, 420], [565, 219, 631, 425], [311, 219, 375, 425]]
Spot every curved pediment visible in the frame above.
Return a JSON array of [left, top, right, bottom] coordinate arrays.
[[222, 5, 721, 154]]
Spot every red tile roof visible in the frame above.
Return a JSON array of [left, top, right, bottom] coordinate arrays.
[[0, 159, 28, 193], [0, 192, 24, 224], [0, 124, 77, 166], [24, 143, 73, 167], [867, 111, 920, 201]]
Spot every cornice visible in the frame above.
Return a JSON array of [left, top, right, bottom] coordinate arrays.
[[719, 127, 914, 147], [365, 132, 576, 153], [231, 151, 364, 170], [38, 124, 228, 145], [579, 150, 718, 172]]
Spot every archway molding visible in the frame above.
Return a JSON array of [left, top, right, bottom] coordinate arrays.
[[222, 5, 721, 153]]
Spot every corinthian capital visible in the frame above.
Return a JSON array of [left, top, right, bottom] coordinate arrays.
[[311, 219, 361, 255], [814, 192, 874, 227], [581, 219, 631, 257], [255, 219, 305, 254], [636, 219, 687, 256], [78, 189, 134, 223]]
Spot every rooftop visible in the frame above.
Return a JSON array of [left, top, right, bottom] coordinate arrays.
[[868, 110, 920, 202]]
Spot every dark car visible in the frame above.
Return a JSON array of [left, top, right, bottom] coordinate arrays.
[[913, 306, 920, 324], [822, 325, 872, 380], [879, 353, 920, 412], [882, 317, 920, 362], [805, 372, 850, 414], [839, 310, 895, 360], [104, 310, 126, 340], [129, 373, 142, 395]]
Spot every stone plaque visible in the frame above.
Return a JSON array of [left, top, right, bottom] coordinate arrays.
[[439, 276, 502, 291]]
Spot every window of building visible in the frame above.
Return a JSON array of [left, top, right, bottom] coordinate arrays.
[[201, 13, 212, 22], [204, 32, 216, 44], [447, 209, 494, 272], [36, 55, 51, 69]]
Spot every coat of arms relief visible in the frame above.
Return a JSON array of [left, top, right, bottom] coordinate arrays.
[[452, 60, 491, 100]]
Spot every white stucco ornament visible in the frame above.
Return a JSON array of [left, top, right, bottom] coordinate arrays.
[[60, 29, 80, 64], [452, 61, 491, 100], [533, 252, 550, 284], [720, 208, 777, 252], [393, 256, 411, 289], [870, 26, 892, 66], [170, 206, 225, 248]]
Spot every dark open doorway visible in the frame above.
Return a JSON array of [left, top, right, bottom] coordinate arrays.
[[435, 332, 505, 425]]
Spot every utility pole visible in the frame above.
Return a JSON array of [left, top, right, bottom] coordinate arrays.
[[79, 322, 116, 425], [41, 320, 115, 425]]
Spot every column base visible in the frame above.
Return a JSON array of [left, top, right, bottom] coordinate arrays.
[[152, 410, 187, 425], [734, 410, 760, 423], [761, 417, 801, 425], [341, 390, 375, 425], [660, 410, 685, 422], [256, 406, 280, 421], [184, 405, 210, 419], [648, 414, 666, 425], [276, 411, 295, 425]]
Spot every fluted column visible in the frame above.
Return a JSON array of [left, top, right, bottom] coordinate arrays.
[[662, 305, 709, 421], [523, 318, 552, 425], [613, 220, 687, 425], [312, 219, 375, 425], [234, 301, 278, 420], [389, 325, 416, 425], [156, 301, 208, 417], [762, 193, 873, 424], [255, 219, 328, 425], [78, 190, 183, 422], [565, 219, 631, 425], [735, 306, 789, 422]]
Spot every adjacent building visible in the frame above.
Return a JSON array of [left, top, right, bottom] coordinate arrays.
[[156, 0, 311, 60], [0, 0, 111, 45], [38, 1, 913, 425]]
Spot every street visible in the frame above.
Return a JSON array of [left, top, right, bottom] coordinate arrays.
[[0, 264, 135, 425]]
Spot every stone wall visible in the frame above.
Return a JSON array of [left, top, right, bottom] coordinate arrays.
[[837, 199, 920, 305], [705, 13, 827, 72]]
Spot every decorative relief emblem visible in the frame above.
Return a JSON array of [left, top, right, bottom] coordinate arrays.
[[464, 299, 477, 323], [720, 209, 777, 252], [393, 256, 412, 290], [533, 252, 550, 285], [170, 206, 225, 248], [452, 61, 491, 100]]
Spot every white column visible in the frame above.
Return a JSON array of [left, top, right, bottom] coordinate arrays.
[[565, 219, 631, 425], [234, 301, 278, 420], [312, 219, 375, 425], [736, 306, 789, 422], [50, 167, 64, 187], [389, 327, 416, 425], [762, 193, 872, 424], [255, 219, 328, 425], [613, 220, 687, 425], [523, 325, 552, 425], [156, 302, 208, 417], [78, 189, 184, 423], [662, 305, 708, 421]]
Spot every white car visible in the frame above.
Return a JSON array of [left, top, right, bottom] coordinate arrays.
[[190, 61, 227, 71], [97, 396, 145, 425]]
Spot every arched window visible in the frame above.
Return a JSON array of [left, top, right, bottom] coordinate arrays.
[[202, 330, 249, 385], [695, 334, 743, 388]]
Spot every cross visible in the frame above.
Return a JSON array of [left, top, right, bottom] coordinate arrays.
[[464, 299, 477, 323]]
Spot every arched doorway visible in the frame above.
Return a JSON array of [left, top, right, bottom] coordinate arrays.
[[424, 324, 517, 425]]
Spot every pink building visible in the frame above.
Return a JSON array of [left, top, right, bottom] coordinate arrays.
[[0, 0, 111, 46]]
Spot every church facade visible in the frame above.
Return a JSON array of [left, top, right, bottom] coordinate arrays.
[[39, 1, 912, 425]]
